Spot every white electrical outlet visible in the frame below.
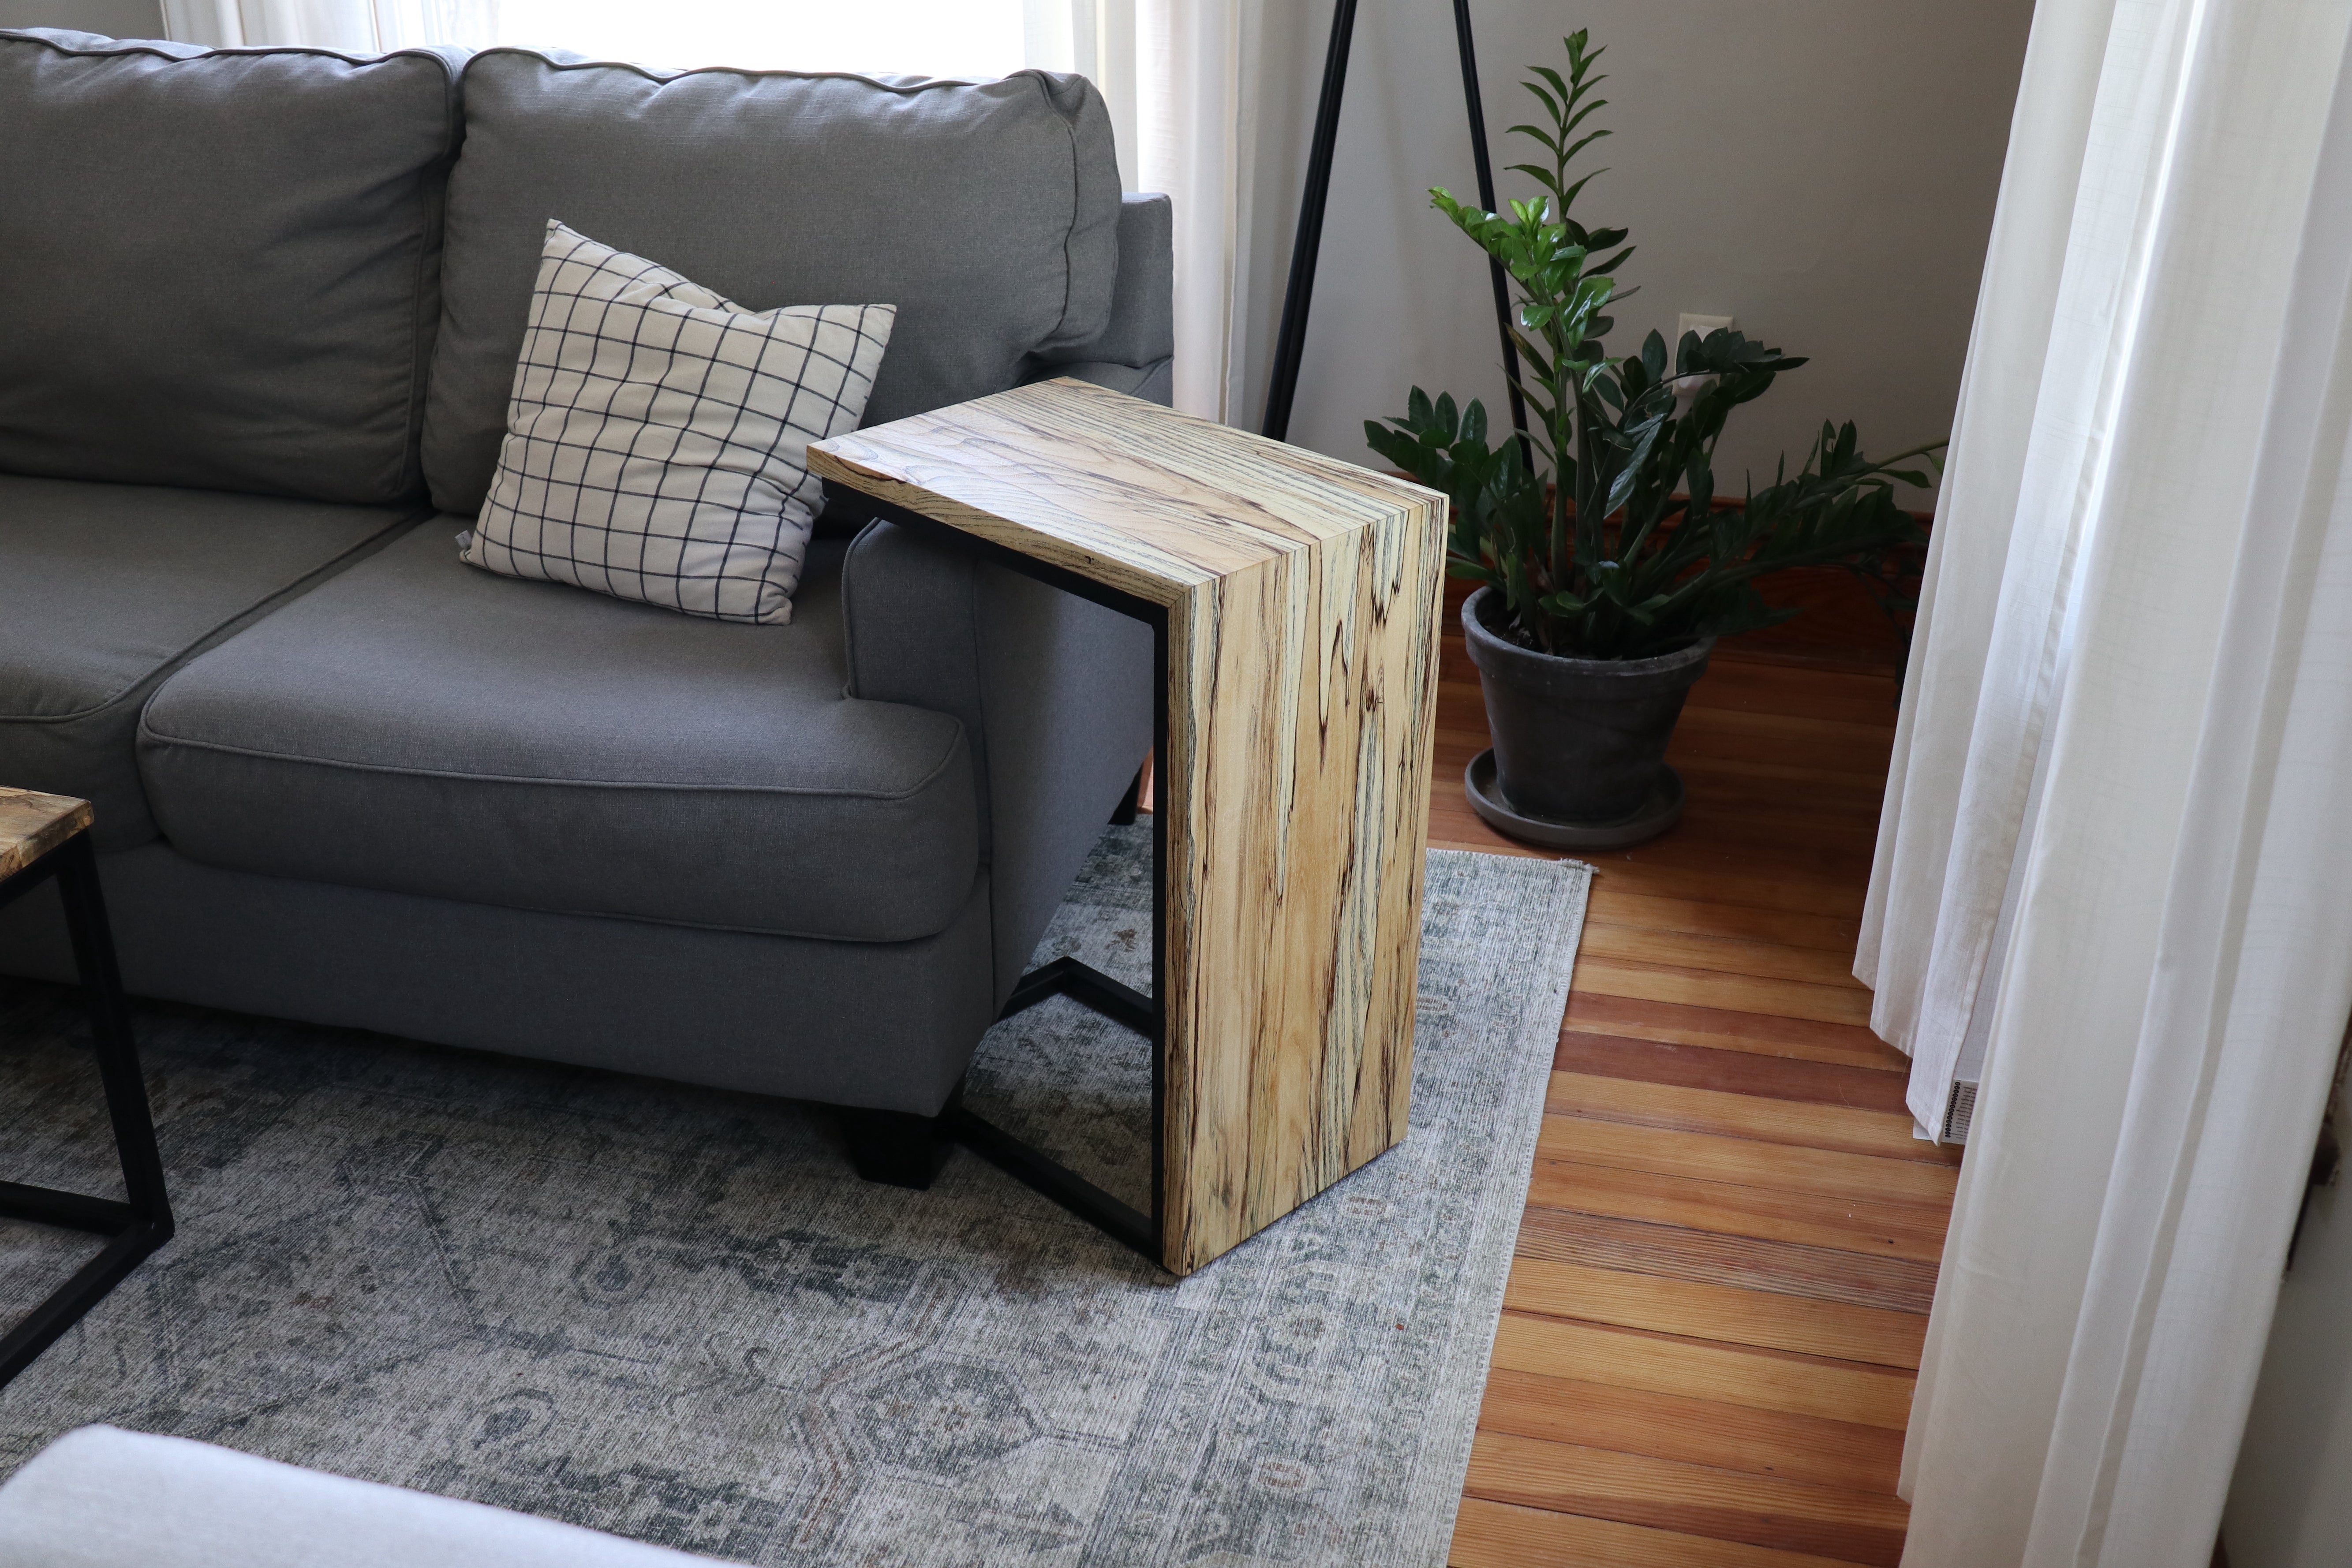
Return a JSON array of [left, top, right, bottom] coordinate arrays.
[[1676, 311, 1735, 346], [1674, 313, 1736, 410]]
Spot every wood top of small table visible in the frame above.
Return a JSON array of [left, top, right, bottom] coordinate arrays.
[[807, 377, 1440, 605], [0, 788, 91, 882]]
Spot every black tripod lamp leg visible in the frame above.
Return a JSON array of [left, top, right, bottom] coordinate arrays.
[[1260, 0, 1360, 443], [1451, 0, 1532, 458], [1261, 0, 1528, 460]]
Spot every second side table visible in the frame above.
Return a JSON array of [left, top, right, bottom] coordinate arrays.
[[0, 787, 174, 1385], [812, 378, 1445, 1275]]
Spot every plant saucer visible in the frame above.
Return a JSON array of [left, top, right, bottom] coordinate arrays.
[[1463, 750, 1685, 850]]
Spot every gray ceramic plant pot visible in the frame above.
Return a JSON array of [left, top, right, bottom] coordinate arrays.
[[1462, 585, 1713, 825]]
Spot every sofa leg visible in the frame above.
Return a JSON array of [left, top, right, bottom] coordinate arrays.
[[1110, 763, 1144, 826], [841, 1099, 957, 1190]]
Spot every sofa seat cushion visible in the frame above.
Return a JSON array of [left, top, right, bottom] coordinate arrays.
[[0, 475, 419, 848], [136, 525, 979, 941]]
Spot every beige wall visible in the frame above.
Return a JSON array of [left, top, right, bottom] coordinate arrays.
[[1242, 0, 2036, 504]]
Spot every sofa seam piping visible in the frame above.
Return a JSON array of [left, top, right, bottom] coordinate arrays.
[[134, 721, 972, 805], [0, 511, 426, 725]]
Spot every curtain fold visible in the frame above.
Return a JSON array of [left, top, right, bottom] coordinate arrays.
[[1134, 0, 1261, 422], [1866, 0, 2352, 1560]]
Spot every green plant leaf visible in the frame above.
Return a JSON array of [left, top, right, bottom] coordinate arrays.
[[1559, 129, 1611, 165], [1509, 123, 1565, 157], [1528, 64, 1572, 102], [1507, 163, 1565, 200]]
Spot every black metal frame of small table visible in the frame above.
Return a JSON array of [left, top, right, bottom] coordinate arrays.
[[0, 830, 173, 1388], [827, 481, 1171, 1268]]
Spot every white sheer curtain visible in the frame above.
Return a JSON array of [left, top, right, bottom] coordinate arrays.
[[1134, 0, 1260, 422], [158, 0, 1262, 422], [1859, 0, 2352, 1560], [160, 0, 494, 50]]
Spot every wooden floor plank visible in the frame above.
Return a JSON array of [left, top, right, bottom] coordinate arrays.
[[1555, 1033, 1908, 1114], [1489, 1313, 1918, 1430], [1476, 1366, 1905, 1493], [1585, 889, 1864, 954], [1465, 1431, 1909, 1565], [1526, 1160, 1948, 1262], [1648, 789, 1899, 847], [1580, 859, 1870, 919], [1451, 1495, 1870, 1568], [1573, 957, 1878, 1028], [1661, 751, 1895, 798], [1477, 1363, 1900, 1495], [1664, 705, 1898, 773], [1548, 1070, 1956, 1165], [1678, 662, 1904, 727], [1537, 1116, 1959, 1209], [1504, 1256, 1928, 1369], [1661, 775, 1894, 831], [1513, 1206, 1940, 1316], [1579, 923, 1873, 991], [1561, 993, 1903, 1071], [1447, 642, 1940, 1565]]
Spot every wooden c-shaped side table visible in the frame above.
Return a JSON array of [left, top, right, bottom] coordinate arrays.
[[812, 378, 1446, 1276], [0, 787, 173, 1385]]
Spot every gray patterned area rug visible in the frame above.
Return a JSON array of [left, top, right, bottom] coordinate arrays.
[[0, 828, 1586, 1567]]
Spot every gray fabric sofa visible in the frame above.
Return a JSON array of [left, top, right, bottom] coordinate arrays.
[[0, 30, 1164, 1130], [0, 1426, 743, 1567]]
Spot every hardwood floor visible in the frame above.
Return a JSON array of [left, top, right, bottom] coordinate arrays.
[[1431, 593, 1952, 1568]]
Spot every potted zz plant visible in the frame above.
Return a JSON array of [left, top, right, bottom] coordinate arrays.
[[1369, 30, 1942, 847]]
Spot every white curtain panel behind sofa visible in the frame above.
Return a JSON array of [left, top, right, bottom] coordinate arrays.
[[160, 0, 494, 49], [1859, 0, 2352, 1561], [1134, 0, 1260, 423]]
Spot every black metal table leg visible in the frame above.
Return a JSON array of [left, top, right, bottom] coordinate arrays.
[[826, 483, 1174, 1269], [830, 484, 1173, 1261], [943, 957, 1159, 1258], [0, 832, 173, 1388]]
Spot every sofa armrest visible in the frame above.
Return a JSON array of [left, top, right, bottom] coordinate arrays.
[[1020, 192, 1173, 403], [0, 1426, 738, 1568], [1031, 357, 1174, 405], [841, 520, 1152, 1002]]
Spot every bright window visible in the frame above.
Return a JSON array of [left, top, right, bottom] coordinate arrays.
[[165, 0, 1136, 188], [365, 0, 1134, 187], [483, 0, 1030, 78]]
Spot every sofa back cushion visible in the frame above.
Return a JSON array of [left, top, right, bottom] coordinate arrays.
[[0, 31, 461, 504], [423, 50, 1122, 517]]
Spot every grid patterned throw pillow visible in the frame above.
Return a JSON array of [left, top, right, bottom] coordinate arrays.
[[460, 222, 895, 623]]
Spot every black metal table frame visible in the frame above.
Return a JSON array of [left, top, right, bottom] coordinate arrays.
[[829, 481, 1172, 1267], [0, 829, 174, 1388]]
